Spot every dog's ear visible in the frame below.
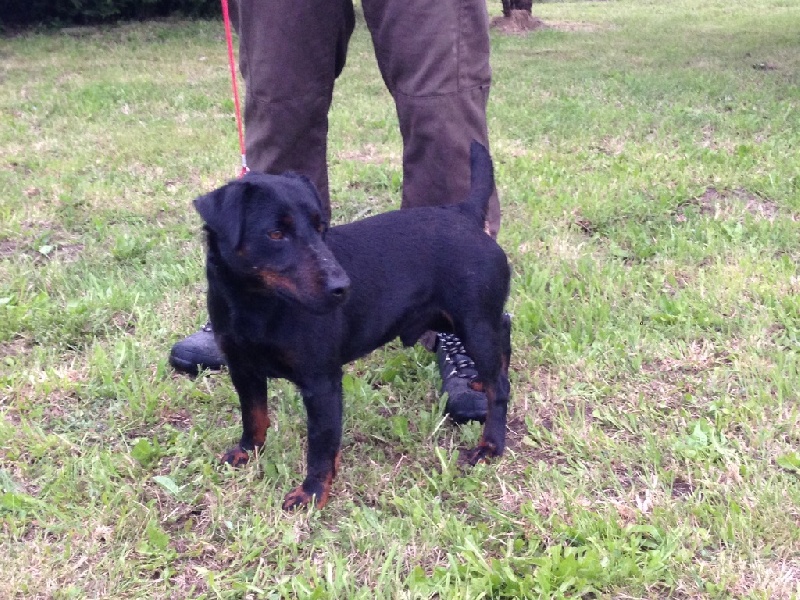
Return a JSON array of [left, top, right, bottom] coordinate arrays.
[[194, 183, 245, 250], [286, 173, 326, 214]]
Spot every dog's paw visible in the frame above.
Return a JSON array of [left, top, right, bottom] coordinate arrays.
[[462, 441, 502, 466], [221, 445, 251, 467], [282, 481, 331, 511]]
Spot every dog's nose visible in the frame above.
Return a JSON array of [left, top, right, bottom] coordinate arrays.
[[329, 285, 349, 299], [326, 273, 351, 301]]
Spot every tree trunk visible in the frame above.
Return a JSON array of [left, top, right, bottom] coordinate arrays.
[[501, 0, 533, 18]]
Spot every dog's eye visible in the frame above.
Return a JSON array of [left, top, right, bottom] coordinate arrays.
[[268, 231, 284, 241]]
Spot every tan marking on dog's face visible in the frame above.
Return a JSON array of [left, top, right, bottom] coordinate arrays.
[[258, 269, 300, 296]]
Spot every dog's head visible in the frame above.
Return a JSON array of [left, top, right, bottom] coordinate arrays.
[[195, 172, 350, 314]]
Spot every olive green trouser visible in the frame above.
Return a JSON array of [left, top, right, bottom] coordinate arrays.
[[230, 0, 501, 236]]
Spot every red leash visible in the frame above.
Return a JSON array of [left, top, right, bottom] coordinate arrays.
[[221, 0, 248, 177]]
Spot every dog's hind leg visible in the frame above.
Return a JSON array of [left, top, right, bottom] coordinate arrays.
[[460, 315, 512, 465], [220, 348, 271, 467], [282, 373, 344, 511]]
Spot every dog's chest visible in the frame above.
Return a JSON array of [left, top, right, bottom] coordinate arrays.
[[227, 312, 334, 381], [260, 347, 298, 380]]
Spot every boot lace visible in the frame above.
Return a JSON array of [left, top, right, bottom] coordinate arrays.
[[437, 333, 477, 380]]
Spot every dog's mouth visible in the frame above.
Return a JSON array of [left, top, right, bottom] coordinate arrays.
[[255, 267, 350, 313]]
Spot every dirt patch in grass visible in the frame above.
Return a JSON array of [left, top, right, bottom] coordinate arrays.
[[491, 15, 607, 35], [491, 11, 548, 35], [677, 187, 784, 223], [0, 240, 21, 258], [643, 339, 734, 376], [337, 144, 399, 165], [0, 337, 30, 359], [161, 407, 194, 431], [51, 243, 86, 262], [752, 62, 779, 71], [697, 187, 779, 220], [547, 20, 608, 33], [671, 475, 695, 498], [110, 311, 138, 335], [1, 220, 87, 262]]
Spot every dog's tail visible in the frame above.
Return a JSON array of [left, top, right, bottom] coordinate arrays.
[[459, 141, 495, 228]]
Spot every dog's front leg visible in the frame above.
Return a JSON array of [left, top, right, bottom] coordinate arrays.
[[282, 373, 343, 511], [221, 349, 270, 467]]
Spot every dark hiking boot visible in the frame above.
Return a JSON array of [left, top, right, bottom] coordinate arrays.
[[436, 333, 488, 424], [169, 322, 226, 376]]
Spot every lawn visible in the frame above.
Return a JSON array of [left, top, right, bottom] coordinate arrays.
[[1, 0, 799, 597]]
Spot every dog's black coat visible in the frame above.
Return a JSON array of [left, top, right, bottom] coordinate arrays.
[[196, 142, 511, 510]]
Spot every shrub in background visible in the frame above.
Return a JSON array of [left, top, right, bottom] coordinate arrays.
[[2, 0, 221, 28]]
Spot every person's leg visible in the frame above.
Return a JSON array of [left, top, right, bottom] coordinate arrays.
[[363, 0, 502, 421], [237, 0, 355, 213], [362, 0, 500, 235], [170, 0, 355, 375]]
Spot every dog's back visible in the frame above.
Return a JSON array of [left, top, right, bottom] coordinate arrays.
[[325, 141, 508, 362]]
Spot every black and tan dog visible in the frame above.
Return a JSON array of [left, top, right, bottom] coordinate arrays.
[[195, 141, 511, 510]]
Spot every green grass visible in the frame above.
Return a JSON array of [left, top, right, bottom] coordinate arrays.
[[1, 0, 800, 597]]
